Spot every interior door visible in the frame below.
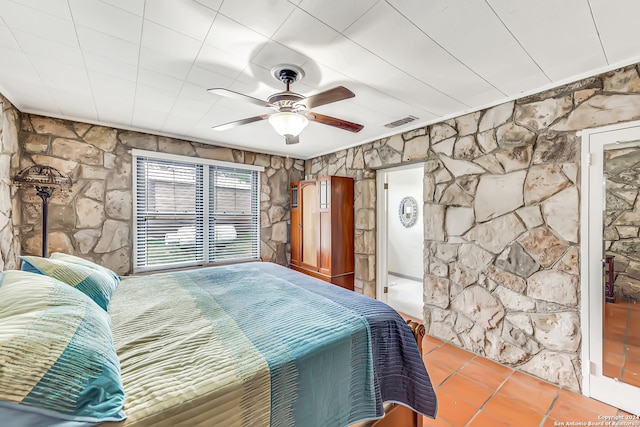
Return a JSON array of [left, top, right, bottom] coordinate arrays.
[[376, 169, 390, 303], [585, 123, 640, 415]]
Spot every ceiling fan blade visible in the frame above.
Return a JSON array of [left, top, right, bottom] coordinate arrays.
[[306, 112, 363, 133], [301, 86, 355, 109], [207, 88, 272, 108], [211, 114, 270, 131]]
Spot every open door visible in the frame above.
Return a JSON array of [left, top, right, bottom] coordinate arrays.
[[581, 122, 640, 415]]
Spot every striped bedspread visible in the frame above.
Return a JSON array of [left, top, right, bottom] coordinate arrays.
[[105, 262, 437, 427]]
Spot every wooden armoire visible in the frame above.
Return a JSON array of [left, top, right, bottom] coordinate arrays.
[[289, 176, 354, 290]]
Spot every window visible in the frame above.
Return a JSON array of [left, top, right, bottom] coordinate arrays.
[[133, 150, 262, 272], [209, 167, 259, 262]]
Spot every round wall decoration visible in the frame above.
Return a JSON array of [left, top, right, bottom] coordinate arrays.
[[398, 196, 418, 228]]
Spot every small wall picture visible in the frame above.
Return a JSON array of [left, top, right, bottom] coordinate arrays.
[[398, 196, 418, 228]]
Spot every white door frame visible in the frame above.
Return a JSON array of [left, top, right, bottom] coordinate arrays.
[[375, 162, 425, 304], [579, 120, 640, 414]]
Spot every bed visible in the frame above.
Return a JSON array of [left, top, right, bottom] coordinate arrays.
[[0, 257, 437, 427]]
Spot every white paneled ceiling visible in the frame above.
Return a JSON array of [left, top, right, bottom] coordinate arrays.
[[1, 0, 639, 159]]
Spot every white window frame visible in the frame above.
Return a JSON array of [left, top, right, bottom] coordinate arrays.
[[132, 149, 264, 273]]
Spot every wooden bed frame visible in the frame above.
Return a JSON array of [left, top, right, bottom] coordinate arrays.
[[360, 319, 426, 427]]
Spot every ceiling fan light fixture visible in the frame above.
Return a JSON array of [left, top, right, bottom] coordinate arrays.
[[268, 111, 309, 137]]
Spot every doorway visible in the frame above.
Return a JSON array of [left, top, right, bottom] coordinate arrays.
[[376, 164, 424, 320], [581, 122, 640, 415]]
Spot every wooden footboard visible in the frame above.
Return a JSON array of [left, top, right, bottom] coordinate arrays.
[[358, 319, 426, 427], [405, 319, 426, 357]]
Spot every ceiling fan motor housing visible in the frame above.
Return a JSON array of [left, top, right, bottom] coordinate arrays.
[[267, 92, 305, 112], [278, 68, 299, 84]]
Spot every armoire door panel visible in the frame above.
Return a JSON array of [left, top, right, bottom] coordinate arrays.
[[319, 179, 329, 209], [333, 180, 354, 273], [319, 210, 332, 275], [301, 181, 319, 270], [289, 183, 301, 266]]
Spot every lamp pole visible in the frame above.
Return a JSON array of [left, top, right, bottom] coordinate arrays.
[[35, 186, 56, 258]]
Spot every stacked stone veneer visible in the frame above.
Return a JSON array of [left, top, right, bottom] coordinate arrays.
[[604, 147, 640, 301], [16, 114, 304, 274], [307, 64, 640, 391], [0, 95, 20, 270]]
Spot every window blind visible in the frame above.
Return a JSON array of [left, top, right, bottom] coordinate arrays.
[[133, 153, 260, 272], [134, 156, 204, 270], [208, 166, 259, 262]]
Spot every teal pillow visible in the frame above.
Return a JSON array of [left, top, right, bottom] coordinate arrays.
[[49, 252, 120, 283], [20, 255, 118, 311], [0, 270, 126, 422]]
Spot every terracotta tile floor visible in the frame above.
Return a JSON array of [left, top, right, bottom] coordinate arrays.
[[603, 297, 640, 387], [420, 335, 637, 427]]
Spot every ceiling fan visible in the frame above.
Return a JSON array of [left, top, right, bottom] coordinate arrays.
[[208, 65, 363, 145]]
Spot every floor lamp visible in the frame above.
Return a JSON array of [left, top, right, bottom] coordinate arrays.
[[13, 165, 72, 257]]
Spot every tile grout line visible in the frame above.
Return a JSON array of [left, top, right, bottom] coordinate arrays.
[[425, 350, 489, 426], [435, 353, 477, 426], [429, 345, 481, 385], [429, 348, 528, 426], [463, 364, 516, 427], [538, 387, 562, 426], [422, 342, 444, 357]]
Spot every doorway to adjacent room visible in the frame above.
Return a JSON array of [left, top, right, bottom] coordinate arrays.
[[376, 164, 425, 320]]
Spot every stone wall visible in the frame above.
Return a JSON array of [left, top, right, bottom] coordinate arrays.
[[604, 147, 640, 301], [0, 94, 20, 270], [420, 99, 582, 391], [16, 114, 304, 274], [306, 63, 640, 391]]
